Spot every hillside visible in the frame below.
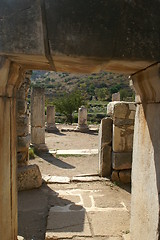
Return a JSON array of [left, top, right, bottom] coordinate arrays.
[[30, 70, 134, 102]]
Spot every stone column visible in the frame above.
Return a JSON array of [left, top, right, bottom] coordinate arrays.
[[130, 63, 160, 240], [76, 106, 89, 132], [17, 71, 31, 167], [46, 106, 58, 132], [0, 57, 21, 240], [31, 86, 48, 152]]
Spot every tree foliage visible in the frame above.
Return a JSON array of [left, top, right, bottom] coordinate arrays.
[[54, 91, 84, 124]]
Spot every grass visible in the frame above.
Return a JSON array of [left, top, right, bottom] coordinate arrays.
[[29, 147, 35, 159]]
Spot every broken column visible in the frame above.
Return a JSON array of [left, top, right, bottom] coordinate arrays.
[[76, 106, 89, 132], [31, 86, 48, 152], [17, 72, 42, 191], [130, 63, 160, 240], [98, 117, 112, 177], [46, 106, 58, 132], [107, 101, 136, 183]]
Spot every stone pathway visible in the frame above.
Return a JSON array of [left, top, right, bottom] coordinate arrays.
[[45, 182, 131, 240]]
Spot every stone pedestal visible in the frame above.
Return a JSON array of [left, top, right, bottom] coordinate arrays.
[[76, 106, 89, 132], [31, 87, 48, 152], [46, 106, 58, 132], [131, 63, 160, 240]]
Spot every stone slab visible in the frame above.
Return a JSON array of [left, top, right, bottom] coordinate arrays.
[[99, 117, 113, 145], [18, 164, 42, 191], [112, 152, 132, 170], [49, 149, 98, 155], [43, 175, 70, 184], [45, 209, 91, 239], [87, 211, 130, 236], [72, 176, 109, 182]]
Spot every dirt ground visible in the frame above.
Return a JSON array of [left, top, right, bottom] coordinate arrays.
[[18, 125, 131, 240]]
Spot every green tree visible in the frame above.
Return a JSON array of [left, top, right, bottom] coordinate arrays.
[[54, 91, 84, 124]]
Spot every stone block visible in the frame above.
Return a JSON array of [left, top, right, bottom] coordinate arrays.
[[113, 124, 134, 152], [17, 115, 29, 136], [112, 152, 132, 170], [99, 144, 111, 177], [119, 170, 131, 183], [17, 135, 30, 152], [31, 127, 45, 145], [111, 170, 120, 182], [17, 151, 29, 167], [107, 102, 136, 121], [99, 117, 113, 146], [17, 164, 42, 191], [112, 92, 120, 101], [17, 99, 27, 115]]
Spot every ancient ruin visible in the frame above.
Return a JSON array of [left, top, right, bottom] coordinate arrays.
[[0, 1, 160, 239], [76, 106, 89, 132], [46, 106, 58, 132]]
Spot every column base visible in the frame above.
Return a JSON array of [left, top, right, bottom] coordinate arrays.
[[75, 125, 89, 133], [31, 143, 49, 153], [46, 125, 59, 133]]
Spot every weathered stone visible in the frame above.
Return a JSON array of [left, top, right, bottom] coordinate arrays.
[[17, 99, 27, 115], [17, 164, 42, 191], [46, 106, 58, 132], [31, 87, 45, 127], [17, 236, 24, 240], [99, 117, 113, 145], [112, 92, 120, 101], [112, 152, 132, 170], [99, 144, 112, 177], [119, 170, 131, 183], [31, 127, 45, 145], [17, 151, 29, 167], [17, 135, 30, 152], [107, 102, 136, 120], [76, 106, 89, 132], [113, 124, 134, 152], [111, 171, 120, 182]]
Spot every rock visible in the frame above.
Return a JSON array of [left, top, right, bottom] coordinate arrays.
[[17, 236, 24, 240], [18, 164, 42, 191], [112, 152, 132, 170]]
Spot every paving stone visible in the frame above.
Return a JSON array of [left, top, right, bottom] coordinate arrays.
[[45, 208, 91, 239], [88, 211, 130, 236]]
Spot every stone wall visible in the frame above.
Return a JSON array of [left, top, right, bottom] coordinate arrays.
[[99, 101, 136, 183]]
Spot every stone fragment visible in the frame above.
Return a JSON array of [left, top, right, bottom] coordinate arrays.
[[111, 170, 120, 182], [119, 170, 131, 183], [99, 144, 112, 177], [112, 152, 132, 170], [17, 236, 24, 240], [18, 164, 42, 191], [113, 125, 134, 152]]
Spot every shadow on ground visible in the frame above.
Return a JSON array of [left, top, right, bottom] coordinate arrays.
[[34, 152, 75, 169], [18, 183, 85, 240]]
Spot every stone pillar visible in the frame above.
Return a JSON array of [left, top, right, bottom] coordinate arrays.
[[31, 86, 48, 152], [107, 101, 136, 183], [17, 71, 31, 167], [0, 57, 22, 240], [130, 63, 160, 240], [98, 117, 112, 177], [76, 106, 89, 132], [46, 106, 58, 132]]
